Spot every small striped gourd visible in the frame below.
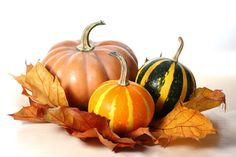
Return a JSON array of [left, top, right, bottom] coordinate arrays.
[[135, 37, 196, 119], [88, 52, 155, 134]]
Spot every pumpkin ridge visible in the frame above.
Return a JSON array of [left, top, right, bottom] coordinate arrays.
[[96, 85, 121, 118], [83, 53, 89, 101], [50, 46, 76, 54], [43, 50, 74, 68], [61, 53, 87, 107], [96, 40, 138, 64], [49, 41, 79, 51], [46, 52, 73, 76], [94, 85, 117, 114], [98, 45, 138, 81], [129, 85, 150, 125], [108, 93, 119, 130], [92, 48, 120, 79], [43, 47, 75, 63], [88, 81, 116, 112], [99, 45, 137, 66], [92, 49, 109, 79], [125, 88, 134, 132]]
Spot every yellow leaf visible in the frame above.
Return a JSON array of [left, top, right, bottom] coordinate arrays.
[[185, 87, 226, 112], [152, 103, 216, 144], [14, 62, 68, 107]]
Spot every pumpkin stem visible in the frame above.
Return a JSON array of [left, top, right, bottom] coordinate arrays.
[[109, 52, 130, 86], [76, 21, 105, 52], [173, 37, 184, 62]]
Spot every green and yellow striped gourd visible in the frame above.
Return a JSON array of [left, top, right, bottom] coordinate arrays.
[[135, 37, 196, 119]]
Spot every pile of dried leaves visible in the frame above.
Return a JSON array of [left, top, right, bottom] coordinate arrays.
[[10, 63, 226, 151]]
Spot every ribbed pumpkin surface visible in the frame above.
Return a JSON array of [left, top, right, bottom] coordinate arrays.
[[88, 80, 155, 134], [135, 58, 196, 118], [41, 21, 138, 110]]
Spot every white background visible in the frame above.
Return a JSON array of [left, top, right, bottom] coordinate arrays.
[[0, 0, 236, 157]]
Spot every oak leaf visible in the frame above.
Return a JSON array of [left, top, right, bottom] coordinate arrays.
[[13, 62, 68, 107], [152, 103, 216, 145], [185, 87, 226, 112]]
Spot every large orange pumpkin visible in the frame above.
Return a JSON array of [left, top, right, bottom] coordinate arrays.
[[41, 21, 138, 110], [88, 52, 155, 134]]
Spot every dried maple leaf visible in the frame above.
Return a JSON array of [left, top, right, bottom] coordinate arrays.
[[151, 103, 216, 145], [10, 62, 226, 150], [13, 62, 68, 107], [126, 127, 158, 145], [45, 107, 135, 150], [25, 61, 33, 72], [185, 87, 226, 112], [72, 128, 135, 150], [9, 101, 49, 123]]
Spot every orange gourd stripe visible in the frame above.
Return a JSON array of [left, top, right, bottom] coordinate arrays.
[[93, 84, 117, 114], [109, 95, 118, 130], [112, 87, 129, 133], [130, 85, 150, 125], [125, 88, 134, 132], [89, 82, 154, 133]]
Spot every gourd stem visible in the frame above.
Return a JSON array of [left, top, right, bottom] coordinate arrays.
[[76, 20, 105, 52], [173, 37, 184, 62], [109, 52, 130, 86]]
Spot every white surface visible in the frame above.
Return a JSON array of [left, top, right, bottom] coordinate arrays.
[[0, 0, 236, 156]]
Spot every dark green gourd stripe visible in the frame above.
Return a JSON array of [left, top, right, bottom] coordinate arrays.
[[183, 65, 195, 101], [158, 63, 183, 118], [136, 58, 167, 83], [144, 60, 171, 102]]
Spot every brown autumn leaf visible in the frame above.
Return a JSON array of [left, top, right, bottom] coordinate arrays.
[[10, 103, 137, 150], [10, 91, 220, 150], [11, 62, 33, 90], [151, 103, 216, 145], [45, 107, 136, 150], [13, 62, 68, 107], [126, 127, 158, 145], [72, 128, 135, 151], [10, 62, 226, 150], [185, 87, 226, 112], [45, 107, 135, 150], [9, 101, 49, 123]]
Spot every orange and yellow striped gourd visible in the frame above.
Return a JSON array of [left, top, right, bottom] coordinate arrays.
[[88, 52, 155, 134]]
